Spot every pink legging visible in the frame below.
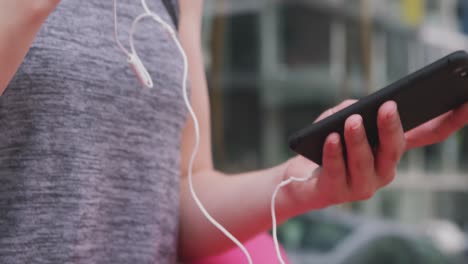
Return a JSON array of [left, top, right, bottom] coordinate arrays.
[[191, 233, 290, 264]]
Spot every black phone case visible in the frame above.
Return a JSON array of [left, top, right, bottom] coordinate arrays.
[[288, 50, 468, 165]]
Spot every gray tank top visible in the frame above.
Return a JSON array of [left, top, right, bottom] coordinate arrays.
[[0, 1, 185, 263]]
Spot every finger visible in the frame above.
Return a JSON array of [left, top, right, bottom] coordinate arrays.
[[427, 102, 468, 141], [336, 99, 358, 111], [315, 108, 337, 123], [404, 112, 450, 150], [452, 101, 468, 124], [344, 114, 376, 200], [321, 133, 349, 203], [315, 99, 357, 122], [405, 102, 468, 150], [376, 101, 405, 187]]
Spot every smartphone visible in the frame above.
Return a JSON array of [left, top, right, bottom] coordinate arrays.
[[288, 50, 468, 165]]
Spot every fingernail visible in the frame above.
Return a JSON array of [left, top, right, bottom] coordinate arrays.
[[385, 102, 397, 120], [328, 133, 342, 156], [350, 115, 362, 130], [330, 133, 340, 145]]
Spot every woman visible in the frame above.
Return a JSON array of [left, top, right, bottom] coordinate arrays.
[[1, 1, 467, 263]]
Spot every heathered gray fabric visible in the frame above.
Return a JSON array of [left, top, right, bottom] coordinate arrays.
[[0, 0, 185, 263]]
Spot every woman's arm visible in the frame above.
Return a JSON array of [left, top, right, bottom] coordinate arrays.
[[0, 0, 61, 95], [176, 1, 378, 258], [177, 1, 288, 259], [177, 0, 468, 261]]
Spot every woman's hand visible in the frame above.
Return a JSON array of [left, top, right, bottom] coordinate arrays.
[[281, 100, 406, 212], [281, 100, 468, 212]]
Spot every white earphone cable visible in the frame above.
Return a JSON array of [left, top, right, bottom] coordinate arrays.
[[141, 0, 152, 14], [113, 0, 131, 57], [172, 21, 254, 264], [112, 1, 253, 263], [270, 174, 317, 264]]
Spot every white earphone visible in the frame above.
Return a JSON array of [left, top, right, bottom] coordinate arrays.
[[112, 1, 317, 263], [113, 0, 175, 88]]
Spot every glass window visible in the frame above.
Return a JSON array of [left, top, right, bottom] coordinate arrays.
[[300, 217, 353, 253], [227, 13, 260, 73], [279, 3, 331, 67], [278, 215, 353, 253], [386, 31, 410, 82], [412, 238, 453, 264], [348, 237, 418, 264]]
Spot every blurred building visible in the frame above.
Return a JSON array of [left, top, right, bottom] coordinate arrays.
[[202, 0, 468, 230]]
